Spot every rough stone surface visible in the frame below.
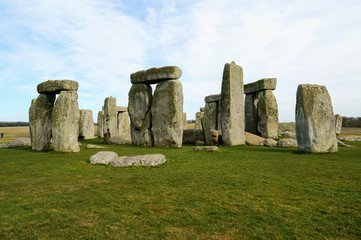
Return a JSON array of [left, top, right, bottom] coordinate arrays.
[[37, 80, 79, 94], [109, 137, 131, 145], [110, 154, 167, 167], [263, 138, 277, 147], [90, 151, 118, 164], [211, 130, 219, 144], [245, 132, 265, 146], [183, 112, 188, 130], [79, 109, 94, 139], [152, 80, 183, 147], [0, 143, 9, 148], [194, 112, 204, 130], [7, 138, 31, 148], [296, 84, 338, 153], [128, 84, 153, 146], [339, 136, 361, 141], [51, 91, 80, 152], [192, 146, 220, 152], [245, 93, 258, 134], [201, 116, 213, 145], [256, 90, 279, 139], [117, 111, 131, 143], [337, 139, 355, 148], [220, 62, 245, 146], [244, 78, 277, 94], [97, 111, 104, 138], [104, 97, 119, 139], [29, 94, 55, 151], [116, 106, 128, 112], [283, 131, 296, 139], [277, 138, 298, 148], [335, 114, 342, 135], [200, 107, 205, 112], [205, 94, 221, 103], [86, 144, 106, 149], [204, 101, 219, 130], [196, 140, 205, 145], [131, 66, 182, 84], [182, 129, 205, 144]]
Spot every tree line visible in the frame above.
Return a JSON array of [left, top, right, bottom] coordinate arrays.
[[0, 122, 29, 127], [342, 117, 361, 127]]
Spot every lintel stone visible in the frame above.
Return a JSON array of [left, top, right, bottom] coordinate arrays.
[[37, 80, 79, 94], [116, 106, 128, 112], [244, 78, 276, 94], [205, 94, 221, 103], [130, 66, 182, 84]]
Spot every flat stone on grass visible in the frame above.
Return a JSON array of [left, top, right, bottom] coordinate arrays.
[[110, 154, 167, 167], [90, 151, 118, 165]]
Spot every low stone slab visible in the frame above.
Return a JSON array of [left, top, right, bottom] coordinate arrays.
[[339, 136, 361, 141], [192, 146, 220, 152], [37, 80, 79, 94], [86, 144, 106, 149], [183, 129, 205, 144], [337, 139, 355, 148], [109, 137, 131, 145], [244, 78, 277, 94], [205, 94, 221, 103], [131, 66, 182, 84], [90, 151, 118, 164], [3, 138, 31, 148], [263, 138, 277, 147], [110, 154, 167, 167], [282, 131, 296, 139], [245, 132, 265, 146], [277, 138, 298, 148], [0, 143, 9, 148]]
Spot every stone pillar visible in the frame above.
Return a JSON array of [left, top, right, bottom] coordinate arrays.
[[335, 114, 342, 136], [97, 111, 104, 138], [296, 84, 337, 153], [152, 80, 183, 147], [245, 93, 258, 134], [204, 94, 221, 130], [117, 110, 131, 143], [29, 94, 55, 151], [52, 90, 80, 152], [183, 112, 188, 130], [194, 112, 204, 130], [128, 84, 153, 146], [220, 61, 245, 146], [104, 97, 119, 139], [79, 109, 94, 139]]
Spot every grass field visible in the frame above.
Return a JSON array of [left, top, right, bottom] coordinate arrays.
[[1, 135, 361, 239]]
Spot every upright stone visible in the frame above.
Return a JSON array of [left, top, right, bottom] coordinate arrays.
[[256, 90, 279, 139], [117, 111, 131, 143], [201, 116, 213, 145], [295, 84, 337, 153], [29, 94, 55, 151], [104, 97, 119, 138], [52, 91, 80, 152], [128, 84, 153, 146], [97, 111, 104, 138], [204, 94, 221, 130], [194, 112, 204, 130], [183, 112, 188, 129], [152, 80, 183, 147], [220, 61, 245, 146], [79, 109, 94, 139], [245, 93, 259, 135], [335, 114, 342, 136]]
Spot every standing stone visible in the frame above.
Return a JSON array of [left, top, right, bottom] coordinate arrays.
[[335, 114, 342, 136], [245, 93, 259, 135], [79, 109, 94, 139], [204, 94, 221, 130], [194, 112, 204, 130], [295, 84, 337, 153], [256, 90, 279, 139], [183, 112, 188, 130], [104, 97, 119, 139], [117, 111, 131, 143], [201, 115, 214, 145], [29, 94, 55, 151], [128, 84, 153, 146], [52, 91, 80, 152], [152, 80, 183, 147], [97, 111, 104, 138], [220, 61, 245, 146]]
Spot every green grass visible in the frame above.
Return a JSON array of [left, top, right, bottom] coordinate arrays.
[[1, 139, 361, 239]]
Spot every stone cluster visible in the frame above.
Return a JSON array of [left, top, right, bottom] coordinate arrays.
[[128, 66, 184, 147], [244, 78, 279, 139], [29, 80, 80, 152]]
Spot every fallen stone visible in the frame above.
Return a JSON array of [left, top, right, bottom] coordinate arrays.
[[282, 131, 296, 139], [339, 136, 361, 141], [86, 144, 106, 149], [205, 94, 221, 103], [37, 80, 79, 94], [0, 143, 9, 148], [6, 138, 31, 148], [196, 140, 205, 146], [277, 138, 298, 148], [79, 109, 94, 139], [337, 139, 355, 148], [131, 66, 182, 84], [90, 151, 118, 164], [244, 78, 277, 94], [109, 137, 131, 145], [110, 154, 167, 167], [263, 138, 278, 147], [183, 129, 205, 144], [192, 146, 220, 152], [245, 132, 265, 146]]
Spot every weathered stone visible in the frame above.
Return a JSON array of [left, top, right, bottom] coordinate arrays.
[[97, 111, 104, 138], [183, 112, 188, 130], [79, 109, 94, 139], [131, 66, 182, 84], [29, 94, 55, 151], [86, 144, 106, 149], [205, 94, 221, 103], [128, 84, 153, 146], [110, 154, 167, 167], [90, 151, 118, 165], [109, 137, 131, 145], [339, 136, 361, 141], [51, 91, 80, 152], [263, 138, 277, 147], [0, 143, 9, 148], [211, 129, 219, 144], [245, 132, 265, 146], [337, 139, 355, 148], [37, 80, 79, 94], [244, 78, 277, 94], [277, 138, 298, 148], [117, 111, 131, 143], [182, 129, 205, 144], [204, 101, 218, 130], [283, 131, 296, 139], [192, 146, 220, 152], [103, 97, 119, 139], [296, 84, 337, 153], [220, 61, 245, 146], [245, 93, 258, 135], [201, 116, 213, 145], [335, 114, 342, 135], [152, 80, 183, 147], [7, 138, 31, 148], [196, 140, 205, 146], [256, 90, 279, 139], [200, 107, 205, 112], [194, 112, 204, 130], [116, 106, 128, 112]]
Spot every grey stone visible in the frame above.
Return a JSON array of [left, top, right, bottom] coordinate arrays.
[[116, 106, 128, 112], [110, 154, 167, 167], [211, 129, 219, 144], [220, 61, 245, 146], [109, 137, 131, 145], [201, 116, 213, 145], [152, 80, 183, 147], [196, 140, 205, 145], [335, 114, 342, 135], [277, 138, 298, 147], [79, 109, 94, 139], [128, 84, 153, 146], [244, 78, 277, 94], [194, 112, 204, 130], [263, 138, 277, 147], [51, 90, 80, 153], [183, 112, 187, 130], [97, 111, 104, 138], [256, 90, 279, 139], [245, 93, 258, 134], [205, 94, 221, 103], [0, 143, 9, 148], [283, 131, 296, 139], [86, 144, 106, 149], [192, 146, 220, 152], [104, 97, 119, 139], [90, 151, 118, 164], [245, 132, 265, 146], [200, 107, 205, 112], [7, 138, 31, 148], [204, 101, 218, 130], [337, 139, 355, 148], [29, 94, 55, 151], [339, 136, 361, 141], [183, 129, 205, 144], [296, 84, 338, 153], [131, 66, 182, 84], [117, 111, 131, 143], [37, 80, 79, 94]]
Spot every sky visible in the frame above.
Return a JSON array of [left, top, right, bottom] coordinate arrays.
[[0, 0, 360, 122]]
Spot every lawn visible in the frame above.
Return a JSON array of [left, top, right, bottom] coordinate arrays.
[[0, 137, 360, 239]]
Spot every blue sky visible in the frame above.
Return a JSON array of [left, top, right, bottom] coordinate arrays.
[[1, 0, 360, 122]]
